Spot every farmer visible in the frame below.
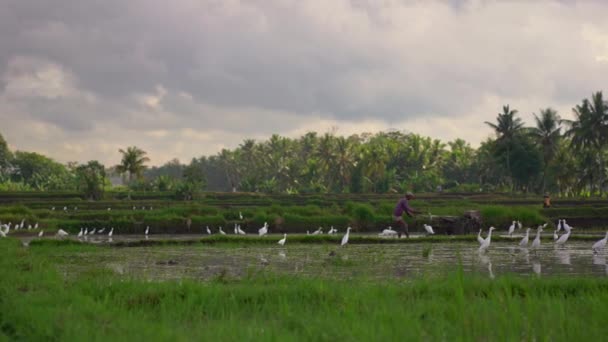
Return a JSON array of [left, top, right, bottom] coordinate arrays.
[[393, 191, 419, 238]]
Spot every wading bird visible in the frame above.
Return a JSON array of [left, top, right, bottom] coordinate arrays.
[[312, 227, 323, 235], [423, 224, 435, 235], [56, 229, 69, 237], [239, 211, 243, 220], [38, 230, 44, 237], [553, 230, 558, 241], [519, 228, 531, 247], [592, 231, 608, 254], [90, 228, 96, 235], [531, 226, 543, 250], [219, 227, 226, 235], [517, 221, 522, 230], [206, 226, 211, 235], [237, 225, 246, 235], [278, 233, 287, 246], [479, 227, 496, 252], [108, 228, 114, 237], [379, 227, 397, 238], [341, 227, 352, 246], [508, 221, 516, 236], [557, 219, 563, 232], [555, 227, 574, 246], [258, 222, 268, 236], [98, 228, 105, 234], [0, 230, 5, 238], [78, 228, 83, 237], [145, 226, 149, 236]]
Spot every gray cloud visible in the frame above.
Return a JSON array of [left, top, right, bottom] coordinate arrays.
[[1, 0, 608, 165]]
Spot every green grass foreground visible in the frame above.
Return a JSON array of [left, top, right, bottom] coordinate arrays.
[[1, 239, 608, 340]]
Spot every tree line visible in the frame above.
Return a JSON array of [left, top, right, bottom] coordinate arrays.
[[0, 91, 607, 197]]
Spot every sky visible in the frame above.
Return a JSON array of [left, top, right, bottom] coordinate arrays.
[[1, 0, 608, 166]]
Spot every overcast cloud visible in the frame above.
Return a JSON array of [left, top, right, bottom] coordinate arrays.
[[1, 0, 608, 165]]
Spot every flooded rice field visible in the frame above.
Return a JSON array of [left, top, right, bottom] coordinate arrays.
[[34, 235, 608, 281]]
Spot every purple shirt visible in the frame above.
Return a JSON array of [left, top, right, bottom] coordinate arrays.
[[393, 198, 414, 217]]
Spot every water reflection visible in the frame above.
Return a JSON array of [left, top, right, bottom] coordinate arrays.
[[532, 261, 541, 276], [555, 248, 571, 265]]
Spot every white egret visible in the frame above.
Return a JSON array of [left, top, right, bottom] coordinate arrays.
[[90, 228, 96, 235], [27, 224, 32, 230], [108, 228, 114, 237], [553, 230, 558, 241], [555, 227, 573, 246], [51, 207, 55, 211], [479, 227, 496, 252], [477, 229, 485, 245], [341, 227, 352, 246], [278, 233, 287, 246], [98, 228, 105, 234], [38, 230, 44, 237], [508, 221, 516, 236], [379, 227, 398, 238], [237, 225, 246, 235], [312, 227, 323, 235], [519, 228, 531, 247], [531, 226, 543, 250], [34, 222, 38, 229], [56, 229, 69, 236], [63, 206, 67, 211], [107, 207, 111, 211], [327, 226, 336, 235], [592, 231, 608, 254], [84, 228, 88, 236], [77, 228, 83, 237], [239, 211, 243, 220], [206, 226, 211, 235], [233, 224, 238, 234], [219, 227, 226, 235], [423, 224, 435, 235], [258, 222, 268, 236], [0, 230, 5, 238], [557, 219, 563, 232], [563, 220, 572, 233], [145, 226, 149, 235], [517, 221, 522, 230]]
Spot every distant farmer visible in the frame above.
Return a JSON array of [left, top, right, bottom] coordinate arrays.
[[393, 191, 419, 238], [543, 193, 551, 208]]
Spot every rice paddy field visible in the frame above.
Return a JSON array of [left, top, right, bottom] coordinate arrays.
[[2, 192, 608, 340]]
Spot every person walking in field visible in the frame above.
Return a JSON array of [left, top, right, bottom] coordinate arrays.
[[393, 191, 419, 238]]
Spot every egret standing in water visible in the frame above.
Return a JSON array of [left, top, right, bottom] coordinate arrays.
[[508, 221, 516, 236], [258, 222, 268, 236], [592, 231, 608, 254], [206, 226, 211, 235], [341, 227, 352, 246], [423, 224, 435, 235], [479, 227, 496, 252], [278, 233, 287, 246], [219, 227, 226, 235], [38, 230, 44, 237], [531, 226, 543, 250], [108, 228, 114, 237], [519, 228, 531, 247], [555, 227, 574, 246]]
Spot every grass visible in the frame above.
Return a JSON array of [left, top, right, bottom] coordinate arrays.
[[1, 238, 608, 340]]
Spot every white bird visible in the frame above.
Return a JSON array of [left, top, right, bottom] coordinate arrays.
[[219, 227, 226, 235], [508, 221, 516, 236], [108, 228, 114, 237], [277, 233, 287, 246], [63, 206, 67, 211], [477, 229, 485, 245], [519, 228, 531, 247], [592, 231, 608, 253], [90, 228, 96, 235], [531, 226, 543, 250], [51, 207, 56, 211], [206, 226, 211, 235], [239, 211, 243, 220], [38, 230, 44, 237], [98, 228, 105, 234], [517, 221, 522, 230], [327, 226, 336, 235], [84, 228, 88, 236], [145, 226, 149, 235], [34, 222, 38, 229], [341, 227, 352, 246], [555, 227, 573, 246], [133, 206, 137, 210], [258, 223, 268, 236], [56, 229, 69, 236], [379, 227, 398, 237], [306, 230, 310, 235], [234, 225, 238, 234], [312, 227, 323, 235], [19, 219, 25, 229], [27, 224, 32, 230], [78, 228, 83, 237], [479, 227, 496, 252], [423, 224, 435, 235], [107, 207, 111, 211], [237, 225, 246, 235], [553, 230, 558, 241], [557, 219, 563, 232], [0, 230, 5, 238]]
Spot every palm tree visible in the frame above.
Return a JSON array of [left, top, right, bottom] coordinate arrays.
[[485, 105, 525, 189], [116, 146, 150, 182], [529, 108, 561, 192], [564, 92, 608, 195]]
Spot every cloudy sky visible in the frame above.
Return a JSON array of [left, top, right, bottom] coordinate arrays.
[[1, 0, 608, 166]]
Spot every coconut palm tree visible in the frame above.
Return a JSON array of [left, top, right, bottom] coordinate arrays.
[[116, 146, 150, 182], [529, 108, 561, 192], [485, 105, 525, 189]]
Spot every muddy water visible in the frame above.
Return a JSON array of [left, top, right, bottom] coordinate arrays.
[[40, 239, 608, 281]]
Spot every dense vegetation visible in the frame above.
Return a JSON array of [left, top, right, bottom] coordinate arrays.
[[1, 91, 608, 197], [1, 239, 608, 340]]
